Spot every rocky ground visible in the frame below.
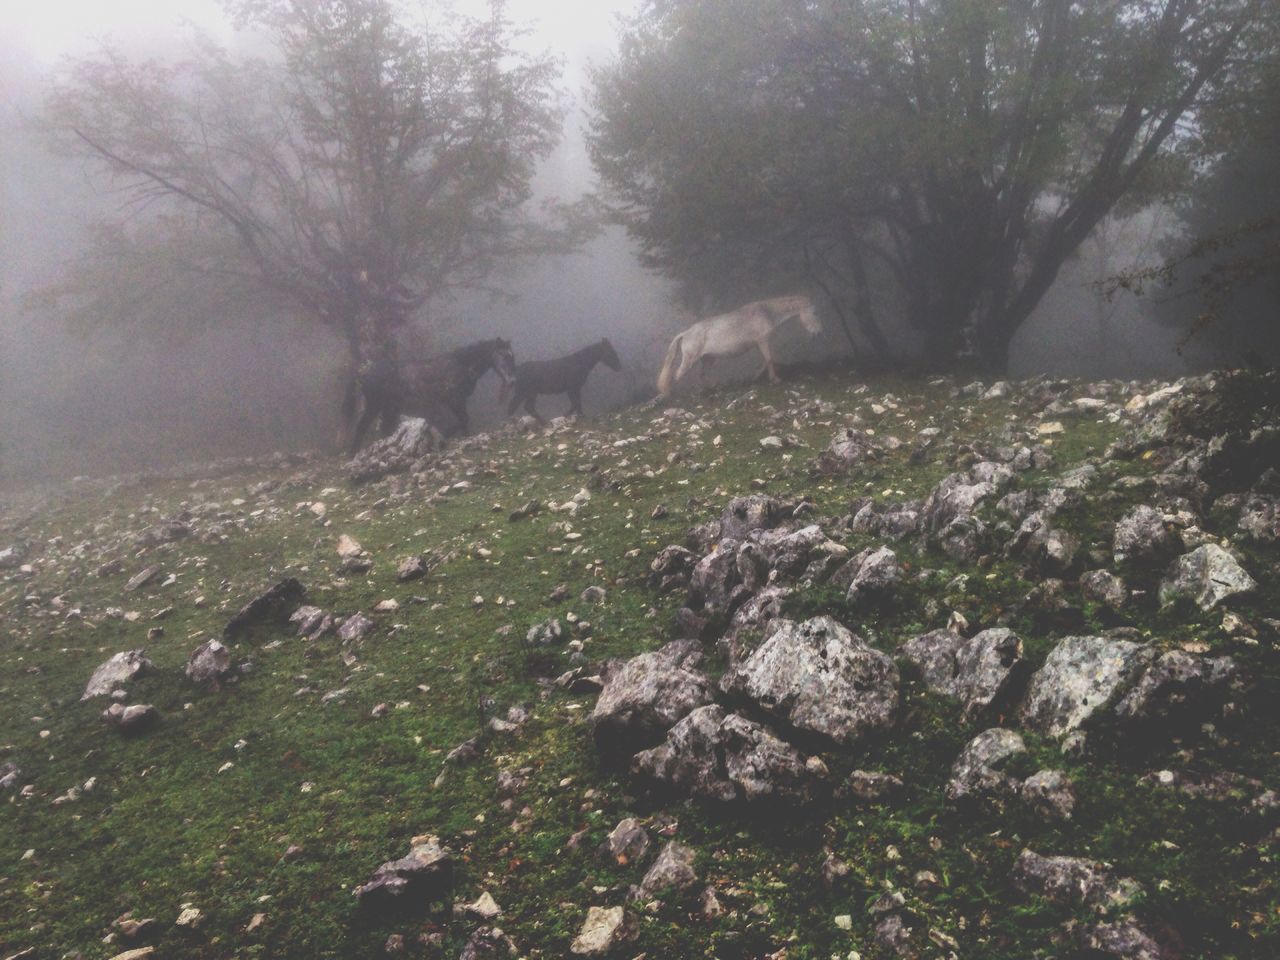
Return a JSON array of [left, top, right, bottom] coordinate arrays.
[[1, 370, 1277, 960]]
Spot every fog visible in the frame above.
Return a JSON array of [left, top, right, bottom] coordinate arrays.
[[0, 1, 1207, 490]]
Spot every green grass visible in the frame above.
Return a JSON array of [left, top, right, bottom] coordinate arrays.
[[1, 373, 1276, 959]]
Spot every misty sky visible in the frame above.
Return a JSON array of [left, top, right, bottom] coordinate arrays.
[[8, 0, 638, 65]]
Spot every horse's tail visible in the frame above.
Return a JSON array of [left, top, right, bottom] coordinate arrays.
[[656, 333, 683, 396]]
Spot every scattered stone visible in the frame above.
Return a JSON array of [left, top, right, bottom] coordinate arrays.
[[648, 545, 698, 592], [842, 770, 905, 803], [599, 818, 651, 866], [396, 556, 429, 582], [1080, 918, 1172, 960], [1021, 636, 1154, 737], [82, 650, 154, 700], [123, 565, 164, 593], [1159, 544, 1256, 611], [174, 905, 204, 928], [1006, 510, 1078, 575], [338, 613, 375, 644], [1080, 569, 1129, 611], [570, 905, 634, 956], [186, 640, 235, 686], [347, 417, 444, 483], [946, 728, 1026, 806], [636, 842, 698, 899], [812, 428, 882, 474], [354, 835, 454, 906], [108, 949, 157, 960], [101, 703, 160, 734], [833, 545, 903, 606], [1011, 849, 1141, 913], [721, 616, 898, 746], [1020, 769, 1076, 820], [1113, 650, 1238, 733], [222, 578, 305, 640], [1238, 494, 1279, 542], [458, 926, 517, 959], [526, 618, 565, 646], [457, 891, 503, 921]]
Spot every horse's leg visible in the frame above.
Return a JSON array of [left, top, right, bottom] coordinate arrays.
[[507, 388, 524, 417], [453, 400, 470, 435], [757, 338, 780, 383], [524, 394, 545, 424], [567, 386, 583, 417]]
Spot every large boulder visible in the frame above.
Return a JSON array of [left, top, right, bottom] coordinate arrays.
[[353, 835, 454, 906], [101, 703, 160, 735], [1080, 919, 1175, 960], [591, 641, 714, 756], [849, 500, 923, 541], [898, 628, 1027, 721], [82, 650, 154, 700], [1238, 494, 1279, 543], [1112, 650, 1239, 732], [649, 545, 698, 593], [347, 417, 444, 483], [632, 705, 820, 804], [222, 578, 305, 640], [1159, 544, 1256, 611], [720, 616, 898, 746], [945, 728, 1026, 806], [1020, 636, 1154, 737], [749, 524, 847, 581]]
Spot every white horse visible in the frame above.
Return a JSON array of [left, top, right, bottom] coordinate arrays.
[[656, 293, 822, 396]]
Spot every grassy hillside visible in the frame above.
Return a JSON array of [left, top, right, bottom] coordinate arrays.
[[1, 372, 1276, 960]]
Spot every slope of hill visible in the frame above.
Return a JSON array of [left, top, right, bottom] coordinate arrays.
[[1, 371, 1277, 960]]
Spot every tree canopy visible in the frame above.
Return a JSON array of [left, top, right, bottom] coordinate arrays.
[[590, 0, 1271, 372], [44, 0, 587, 367]]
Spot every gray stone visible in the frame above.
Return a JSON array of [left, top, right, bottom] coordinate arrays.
[[1006, 510, 1078, 575], [636, 842, 698, 899], [0, 761, 20, 791], [813, 428, 882, 474], [102, 703, 160, 734], [1021, 636, 1154, 737], [721, 616, 898, 746], [899, 627, 1025, 721], [599, 818, 650, 866], [1020, 769, 1076, 820], [946, 728, 1026, 805], [338, 613, 375, 643], [938, 514, 989, 563], [833, 546, 903, 607], [82, 650, 154, 700], [850, 500, 923, 541], [688, 539, 742, 614], [648, 545, 698, 592], [719, 494, 790, 541], [458, 926, 516, 960], [526, 618, 565, 646], [1159, 544, 1256, 611], [1113, 650, 1239, 730], [842, 770, 905, 803], [354, 835, 453, 906], [1080, 918, 1172, 960], [123, 564, 165, 593], [1238, 494, 1279, 543], [570, 905, 633, 955], [591, 641, 714, 755], [921, 463, 1013, 534], [632, 705, 818, 804], [1080, 569, 1129, 610], [347, 417, 444, 483], [1113, 505, 1179, 565], [1011, 849, 1141, 913], [396, 556, 430, 582], [223, 578, 305, 640], [185, 640, 234, 686]]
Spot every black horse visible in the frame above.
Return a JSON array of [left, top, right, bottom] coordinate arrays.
[[504, 338, 621, 421], [346, 338, 516, 455]]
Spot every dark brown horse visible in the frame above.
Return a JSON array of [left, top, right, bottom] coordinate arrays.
[[504, 338, 621, 421], [346, 338, 516, 454]]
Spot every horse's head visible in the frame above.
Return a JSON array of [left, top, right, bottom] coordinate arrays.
[[598, 337, 622, 371], [795, 296, 822, 336], [490, 338, 517, 384]]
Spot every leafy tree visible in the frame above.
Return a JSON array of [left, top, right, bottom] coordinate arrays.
[[43, 0, 586, 378], [590, 0, 1269, 372]]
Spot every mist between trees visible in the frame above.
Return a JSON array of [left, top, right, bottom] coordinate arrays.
[[2, 0, 1277, 487]]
